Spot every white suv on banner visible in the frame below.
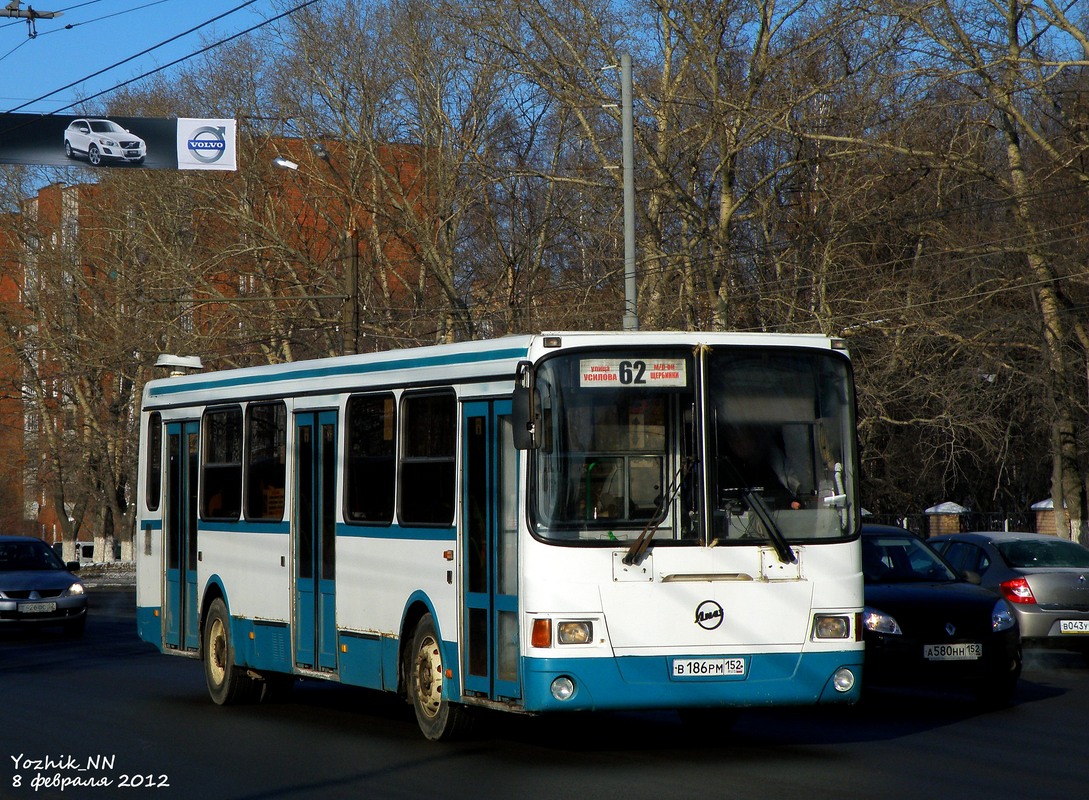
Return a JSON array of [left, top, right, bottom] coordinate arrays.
[[63, 118, 147, 165]]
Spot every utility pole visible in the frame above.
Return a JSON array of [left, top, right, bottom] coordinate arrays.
[[620, 54, 639, 331], [343, 228, 360, 356], [1, 2, 63, 38]]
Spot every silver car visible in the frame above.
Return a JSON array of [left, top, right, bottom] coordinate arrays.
[[931, 531, 1089, 664], [0, 536, 87, 637], [63, 118, 146, 166]]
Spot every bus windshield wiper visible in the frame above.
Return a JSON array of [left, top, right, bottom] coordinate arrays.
[[740, 488, 796, 565], [624, 457, 695, 566]]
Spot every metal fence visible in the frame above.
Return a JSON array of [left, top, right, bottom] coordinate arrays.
[[862, 511, 1036, 538]]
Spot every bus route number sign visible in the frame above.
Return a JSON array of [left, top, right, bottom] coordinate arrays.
[[580, 359, 687, 388]]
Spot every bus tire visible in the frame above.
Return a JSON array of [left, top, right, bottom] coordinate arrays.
[[203, 598, 257, 705], [406, 613, 472, 741]]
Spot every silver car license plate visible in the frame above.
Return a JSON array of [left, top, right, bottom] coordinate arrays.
[[19, 601, 57, 614]]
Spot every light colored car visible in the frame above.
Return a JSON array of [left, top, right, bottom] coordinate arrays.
[[63, 118, 146, 165], [931, 531, 1089, 664], [0, 535, 87, 636]]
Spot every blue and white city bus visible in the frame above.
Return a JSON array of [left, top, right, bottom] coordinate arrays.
[[135, 331, 863, 740]]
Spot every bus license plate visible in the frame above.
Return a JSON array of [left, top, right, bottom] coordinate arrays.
[[19, 602, 56, 614], [672, 658, 746, 678], [924, 643, 981, 661], [1059, 620, 1089, 634]]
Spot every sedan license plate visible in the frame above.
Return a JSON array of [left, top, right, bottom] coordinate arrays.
[[19, 601, 56, 614], [672, 658, 746, 678], [924, 643, 981, 661], [1059, 620, 1089, 634]]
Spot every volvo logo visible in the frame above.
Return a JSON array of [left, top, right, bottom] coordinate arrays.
[[694, 600, 724, 630], [945, 623, 957, 637], [187, 126, 227, 164]]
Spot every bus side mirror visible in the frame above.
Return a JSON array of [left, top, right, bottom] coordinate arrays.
[[512, 386, 540, 450]]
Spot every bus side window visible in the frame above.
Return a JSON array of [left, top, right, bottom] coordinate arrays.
[[146, 412, 162, 511], [400, 392, 455, 526], [346, 394, 396, 523], [245, 402, 286, 521], [202, 406, 243, 520]]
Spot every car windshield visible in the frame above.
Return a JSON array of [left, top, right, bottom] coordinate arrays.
[[0, 540, 67, 571], [88, 120, 124, 133], [996, 538, 1089, 568], [863, 533, 958, 584]]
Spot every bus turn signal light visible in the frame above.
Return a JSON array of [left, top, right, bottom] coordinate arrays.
[[531, 618, 552, 648]]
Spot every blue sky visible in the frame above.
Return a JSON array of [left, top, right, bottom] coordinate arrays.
[[0, 0, 284, 115]]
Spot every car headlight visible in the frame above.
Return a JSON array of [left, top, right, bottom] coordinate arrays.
[[991, 600, 1016, 633], [98, 137, 119, 147], [64, 582, 85, 597], [862, 606, 902, 635]]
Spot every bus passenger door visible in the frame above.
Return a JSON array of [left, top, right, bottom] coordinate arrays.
[[163, 420, 200, 652], [462, 400, 521, 702], [293, 411, 339, 672]]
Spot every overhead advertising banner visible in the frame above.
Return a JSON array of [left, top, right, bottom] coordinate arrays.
[[0, 113, 236, 171]]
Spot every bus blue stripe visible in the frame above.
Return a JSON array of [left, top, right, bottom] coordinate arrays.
[[148, 346, 528, 398], [194, 520, 454, 541]]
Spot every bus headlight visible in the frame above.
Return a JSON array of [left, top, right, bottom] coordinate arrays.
[[812, 614, 850, 640], [832, 668, 856, 693], [557, 621, 593, 644], [551, 676, 576, 701]]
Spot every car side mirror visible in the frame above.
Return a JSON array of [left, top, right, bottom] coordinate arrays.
[[961, 569, 981, 585]]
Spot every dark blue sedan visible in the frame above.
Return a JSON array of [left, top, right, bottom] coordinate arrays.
[[861, 525, 1021, 704]]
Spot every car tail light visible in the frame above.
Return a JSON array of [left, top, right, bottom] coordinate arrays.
[[1000, 577, 1037, 604]]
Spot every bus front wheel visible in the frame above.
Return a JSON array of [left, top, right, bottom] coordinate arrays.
[[405, 613, 472, 741], [203, 598, 257, 705]]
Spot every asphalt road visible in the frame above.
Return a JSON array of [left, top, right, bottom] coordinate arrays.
[[1, 588, 1086, 800]]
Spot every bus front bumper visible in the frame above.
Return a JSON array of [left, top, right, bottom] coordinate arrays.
[[520, 651, 863, 712]]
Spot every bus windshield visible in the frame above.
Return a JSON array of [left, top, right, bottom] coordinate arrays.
[[529, 346, 857, 546]]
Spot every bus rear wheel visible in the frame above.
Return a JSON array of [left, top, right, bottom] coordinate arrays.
[[203, 598, 258, 705], [405, 613, 472, 741]]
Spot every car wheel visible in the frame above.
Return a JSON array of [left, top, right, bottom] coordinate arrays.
[[202, 597, 258, 705], [87, 144, 101, 166], [64, 140, 74, 159], [404, 613, 473, 741]]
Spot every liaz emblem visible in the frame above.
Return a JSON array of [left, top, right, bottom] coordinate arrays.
[[694, 600, 724, 630]]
